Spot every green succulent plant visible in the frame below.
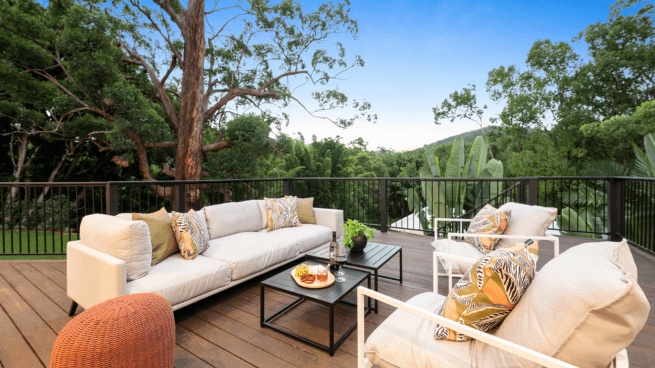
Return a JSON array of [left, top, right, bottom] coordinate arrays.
[[342, 219, 375, 249]]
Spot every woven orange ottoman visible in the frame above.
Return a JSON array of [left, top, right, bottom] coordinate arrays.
[[51, 293, 175, 368]]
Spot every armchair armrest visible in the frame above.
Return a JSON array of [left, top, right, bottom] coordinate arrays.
[[313, 208, 344, 239], [67, 241, 126, 310], [433, 218, 472, 241], [356, 286, 577, 368]]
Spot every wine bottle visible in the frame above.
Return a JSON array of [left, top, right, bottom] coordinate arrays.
[[329, 231, 337, 271]]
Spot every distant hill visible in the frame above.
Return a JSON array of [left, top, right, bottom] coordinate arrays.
[[406, 127, 498, 154]]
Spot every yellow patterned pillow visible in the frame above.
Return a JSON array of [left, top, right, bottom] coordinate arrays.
[[265, 196, 302, 231], [435, 239, 538, 341], [294, 197, 316, 224], [465, 204, 511, 253], [171, 210, 209, 260]]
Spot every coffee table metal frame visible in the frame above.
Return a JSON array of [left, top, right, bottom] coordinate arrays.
[[260, 261, 372, 356], [305, 242, 402, 313]]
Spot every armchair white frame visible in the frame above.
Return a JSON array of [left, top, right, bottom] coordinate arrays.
[[355, 220, 629, 368]]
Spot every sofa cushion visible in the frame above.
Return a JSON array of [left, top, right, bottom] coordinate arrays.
[[258, 224, 332, 253], [465, 204, 511, 253], [203, 232, 299, 280], [80, 214, 151, 281], [204, 200, 262, 239], [365, 292, 472, 368], [126, 254, 231, 306], [432, 238, 483, 274], [471, 239, 650, 368], [497, 203, 557, 248], [255, 200, 268, 229], [435, 240, 538, 341]]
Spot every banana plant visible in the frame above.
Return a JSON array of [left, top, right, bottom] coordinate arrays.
[[632, 133, 655, 178], [556, 207, 604, 239], [406, 136, 504, 234]]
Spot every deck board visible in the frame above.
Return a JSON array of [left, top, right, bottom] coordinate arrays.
[[0, 232, 653, 368]]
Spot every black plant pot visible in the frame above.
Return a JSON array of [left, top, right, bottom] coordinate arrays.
[[351, 236, 368, 252]]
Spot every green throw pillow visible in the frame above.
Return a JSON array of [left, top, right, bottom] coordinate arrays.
[[295, 197, 317, 224], [133, 207, 178, 266]]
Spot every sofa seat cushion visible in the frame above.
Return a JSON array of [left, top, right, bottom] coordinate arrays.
[[203, 233, 299, 280], [432, 238, 483, 274], [258, 224, 332, 253], [126, 254, 231, 306], [203, 200, 262, 239], [365, 292, 472, 368], [471, 239, 650, 368]]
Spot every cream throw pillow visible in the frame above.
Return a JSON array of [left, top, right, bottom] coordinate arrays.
[[497, 203, 557, 248]]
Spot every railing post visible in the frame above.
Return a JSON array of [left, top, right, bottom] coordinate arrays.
[[518, 178, 527, 204], [608, 178, 624, 241], [106, 183, 119, 215], [283, 178, 293, 197], [380, 179, 388, 232], [175, 183, 186, 212], [528, 178, 538, 205]]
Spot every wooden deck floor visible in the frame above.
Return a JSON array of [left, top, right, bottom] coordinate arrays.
[[0, 232, 653, 368]]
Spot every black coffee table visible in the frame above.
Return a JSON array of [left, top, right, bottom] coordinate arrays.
[[305, 242, 402, 313], [260, 260, 371, 356]]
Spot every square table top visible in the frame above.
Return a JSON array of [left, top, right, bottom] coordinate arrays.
[[305, 242, 401, 270], [260, 260, 369, 305]]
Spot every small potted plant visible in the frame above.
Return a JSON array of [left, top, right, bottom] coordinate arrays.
[[342, 219, 375, 252]]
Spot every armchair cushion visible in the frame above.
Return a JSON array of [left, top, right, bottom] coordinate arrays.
[[432, 238, 483, 274], [80, 214, 151, 281], [365, 292, 472, 368], [471, 239, 650, 368], [465, 204, 511, 253], [496, 203, 557, 248], [435, 240, 539, 341]]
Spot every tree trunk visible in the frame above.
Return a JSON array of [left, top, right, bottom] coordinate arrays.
[[175, 0, 206, 186]]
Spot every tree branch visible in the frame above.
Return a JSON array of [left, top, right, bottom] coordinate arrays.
[[258, 71, 311, 92], [152, 0, 186, 31], [203, 88, 280, 122], [202, 140, 235, 153]]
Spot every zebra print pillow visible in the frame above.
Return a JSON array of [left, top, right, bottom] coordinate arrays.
[[434, 239, 538, 341], [465, 204, 511, 254], [265, 197, 302, 231], [171, 210, 209, 260]]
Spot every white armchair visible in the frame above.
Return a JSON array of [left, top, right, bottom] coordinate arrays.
[[355, 236, 644, 368]]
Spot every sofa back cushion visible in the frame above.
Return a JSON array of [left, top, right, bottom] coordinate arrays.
[[80, 214, 152, 281], [203, 200, 262, 239], [496, 203, 557, 247], [471, 239, 650, 367]]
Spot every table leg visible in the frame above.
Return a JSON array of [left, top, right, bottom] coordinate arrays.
[[374, 269, 379, 314], [367, 274, 371, 312], [260, 285, 265, 327], [329, 305, 335, 356], [400, 248, 403, 284]]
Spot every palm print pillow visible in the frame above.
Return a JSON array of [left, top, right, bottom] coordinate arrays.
[[465, 204, 511, 253], [265, 197, 302, 231], [434, 239, 538, 341], [171, 210, 209, 260]]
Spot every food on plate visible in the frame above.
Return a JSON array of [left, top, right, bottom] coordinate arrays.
[[300, 274, 316, 284], [295, 264, 309, 277]]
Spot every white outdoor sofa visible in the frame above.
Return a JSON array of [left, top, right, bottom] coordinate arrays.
[[356, 219, 650, 367], [66, 200, 343, 314]]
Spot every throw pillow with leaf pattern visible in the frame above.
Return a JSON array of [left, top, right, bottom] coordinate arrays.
[[434, 239, 538, 341], [265, 196, 301, 231], [171, 210, 209, 260], [465, 204, 511, 253]]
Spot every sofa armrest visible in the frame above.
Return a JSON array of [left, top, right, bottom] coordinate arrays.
[[356, 287, 577, 368], [314, 208, 344, 239], [67, 241, 127, 310]]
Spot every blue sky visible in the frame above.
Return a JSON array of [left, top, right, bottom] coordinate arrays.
[[280, 0, 617, 151]]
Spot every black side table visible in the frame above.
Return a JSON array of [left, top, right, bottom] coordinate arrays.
[[305, 242, 402, 313], [260, 260, 371, 356]]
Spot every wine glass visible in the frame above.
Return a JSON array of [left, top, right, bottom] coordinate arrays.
[[335, 242, 348, 282]]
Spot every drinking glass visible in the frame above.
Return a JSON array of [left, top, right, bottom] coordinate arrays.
[[335, 243, 348, 282]]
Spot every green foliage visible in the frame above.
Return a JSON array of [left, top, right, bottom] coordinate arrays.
[[342, 219, 375, 249]]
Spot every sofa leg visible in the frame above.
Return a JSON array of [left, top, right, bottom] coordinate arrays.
[[68, 301, 78, 316]]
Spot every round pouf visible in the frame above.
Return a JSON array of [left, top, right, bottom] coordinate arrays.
[[50, 294, 175, 368]]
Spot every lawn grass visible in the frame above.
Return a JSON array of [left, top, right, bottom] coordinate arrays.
[[0, 231, 75, 260]]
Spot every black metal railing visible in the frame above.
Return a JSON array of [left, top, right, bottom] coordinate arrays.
[[1, 176, 653, 258]]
